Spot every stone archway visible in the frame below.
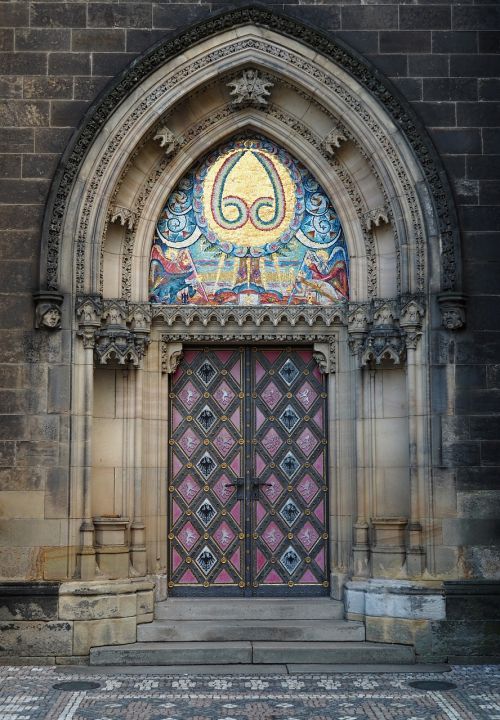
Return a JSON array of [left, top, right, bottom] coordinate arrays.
[[34, 8, 464, 614]]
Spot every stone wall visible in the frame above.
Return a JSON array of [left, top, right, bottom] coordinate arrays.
[[0, 579, 154, 664]]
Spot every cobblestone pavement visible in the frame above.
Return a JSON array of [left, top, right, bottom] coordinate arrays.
[[0, 665, 498, 720]]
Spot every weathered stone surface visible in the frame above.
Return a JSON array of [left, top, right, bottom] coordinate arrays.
[[136, 590, 154, 616], [59, 592, 137, 621], [73, 617, 136, 655], [0, 620, 72, 656], [0, 582, 59, 621]]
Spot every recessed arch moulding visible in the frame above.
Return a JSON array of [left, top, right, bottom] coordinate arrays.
[[36, 10, 465, 590]]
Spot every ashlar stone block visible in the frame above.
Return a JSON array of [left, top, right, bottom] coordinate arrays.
[[73, 616, 136, 656], [0, 621, 72, 657]]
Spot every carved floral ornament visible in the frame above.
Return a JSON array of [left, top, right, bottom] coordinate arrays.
[[41, 7, 462, 306]]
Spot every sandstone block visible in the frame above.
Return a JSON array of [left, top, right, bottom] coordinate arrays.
[[136, 590, 154, 616], [59, 592, 137, 621], [0, 620, 72, 656], [73, 616, 136, 655]]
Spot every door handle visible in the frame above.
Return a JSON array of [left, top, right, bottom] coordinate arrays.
[[251, 477, 272, 498], [224, 477, 244, 499]]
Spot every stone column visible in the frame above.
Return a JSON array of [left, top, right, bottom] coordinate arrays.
[[130, 363, 146, 575], [401, 301, 426, 577], [348, 309, 370, 578]]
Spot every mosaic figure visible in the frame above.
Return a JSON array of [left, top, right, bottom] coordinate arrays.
[[150, 136, 349, 305]]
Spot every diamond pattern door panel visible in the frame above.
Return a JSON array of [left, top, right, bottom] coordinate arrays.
[[168, 346, 329, 596], [169, 348, 245, 593], [251, 348, 328, 593]]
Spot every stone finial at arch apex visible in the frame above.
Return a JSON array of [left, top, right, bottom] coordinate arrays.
[[37, 5, 464, 328]]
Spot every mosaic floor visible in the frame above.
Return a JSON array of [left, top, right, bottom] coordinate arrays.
[[0, 665, 498, 720]]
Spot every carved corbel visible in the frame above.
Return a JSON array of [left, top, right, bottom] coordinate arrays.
[[400, 299, 425, 350], [33, 290, 64, 330], [323, 125, 347, 157], [76, 294, 103, 349], [437, 291, 466, 331], [227, 69, 273, 107], [94, 299, 149, 367], [364, 207, 390, 232], [153, 125, 183, 157], [348, 304, 369, 356], [109, 204, 137, 231], [360, 332, 405, 367], [313, 341, 336, 374], [161, 341, 183, 374]]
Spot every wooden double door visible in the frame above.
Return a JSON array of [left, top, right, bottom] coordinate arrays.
[[168, 346, 329, 596]]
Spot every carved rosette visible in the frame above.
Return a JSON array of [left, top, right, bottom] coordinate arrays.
[[33, 290, 64, 330], [437, 292, 466, 331]]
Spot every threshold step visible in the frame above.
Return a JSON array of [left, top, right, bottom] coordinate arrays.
[[253, 641, 415, 665], [90, 642, 252, 666], [138, 619, 365, 643], [90, 641, 414, 666], [154, 598, 344, 621]]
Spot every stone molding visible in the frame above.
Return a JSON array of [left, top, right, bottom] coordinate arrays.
[[40, 6, 462, 298]]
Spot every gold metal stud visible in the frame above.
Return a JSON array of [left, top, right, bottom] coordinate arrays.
[[321, 392, 327, 398], [187, 369, 193, 375], [204, 392, 210, 398], [304, 415, 310, 422], [304, 369, 309, 375], [168, 533, 174, 540], [322, 532, 329, 539], [239, 533, 245, 540], [203, 581, 209, 587], [288, 532, 294, 540], [221, 463, 227, 469], [186, 415, 193, 422], [221, 557, 227, 564], [239, 392, 244, 398], [269, 369, 275, 375], [288, 485, 293, 492], [221, 369, 227, 375], [269, 416, 275, 421], [169, 439, 175, 445], [322, 439, 327, 445], [186, 462, 193, 468], [305, 509, 311, 516], [305, 557, 311, 564], [288, 581, 294, 587], [253, 533, 258, 539], [221, 415, 227, 421], [239, 581, 245, 588], [186, 509, 192, 516], [169, 486, 175, 493], [287, 392, 292, 398], [322, 486, 328, 492], [204, 484, 209, 492], [221, 509, 227, 516], [168, 580, 174, 588], [203, 439, 210, 445], [238, 438, 245, 444], [323, 581, 329, 588], [203, 533, 209, 540], [271, 557, 276, 564], [185, 557, 192, 564], [286, 439, 292, 444], [169, 393, 176, 398]]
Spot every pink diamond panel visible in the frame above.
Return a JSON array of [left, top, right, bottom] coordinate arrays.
[[262, 521, 284, 551], [296, 381, 317, 410], [261, 427, 283, 456], [178, 382, 201, 410], [262, 474, 284, 503], [178, 428, 201, 457], [212, 474, 234, 504], [296, 475, 319, 505], [212, 427, 236, 457], [260, 382, 282, 410], [178, 521, 199, 551], [296, 428, 318, 457], [297, 521, 319, 552], [213, 381, 235, 410], [213, 521, 236, 551]]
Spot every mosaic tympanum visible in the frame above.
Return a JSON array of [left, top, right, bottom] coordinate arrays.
[[150, 136, 349, 306]]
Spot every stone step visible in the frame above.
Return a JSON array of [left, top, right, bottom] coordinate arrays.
[[90, 641, 414, 666], [154, 598, 344, 621], [138, 619, 365, 643]]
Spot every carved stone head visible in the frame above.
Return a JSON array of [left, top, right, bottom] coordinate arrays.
[[33, 291, 64, 330]]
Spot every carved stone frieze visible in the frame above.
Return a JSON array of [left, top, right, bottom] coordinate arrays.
[[109, 204, 137, 231], [153, 125, 183, 156], [364, 207, 390, 232], [151, 304, 346, 328], [323, 125, 347, 156], [227, 69, 273, 107], [33, 290, 64, 330], [437, 292, 466, 331]]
